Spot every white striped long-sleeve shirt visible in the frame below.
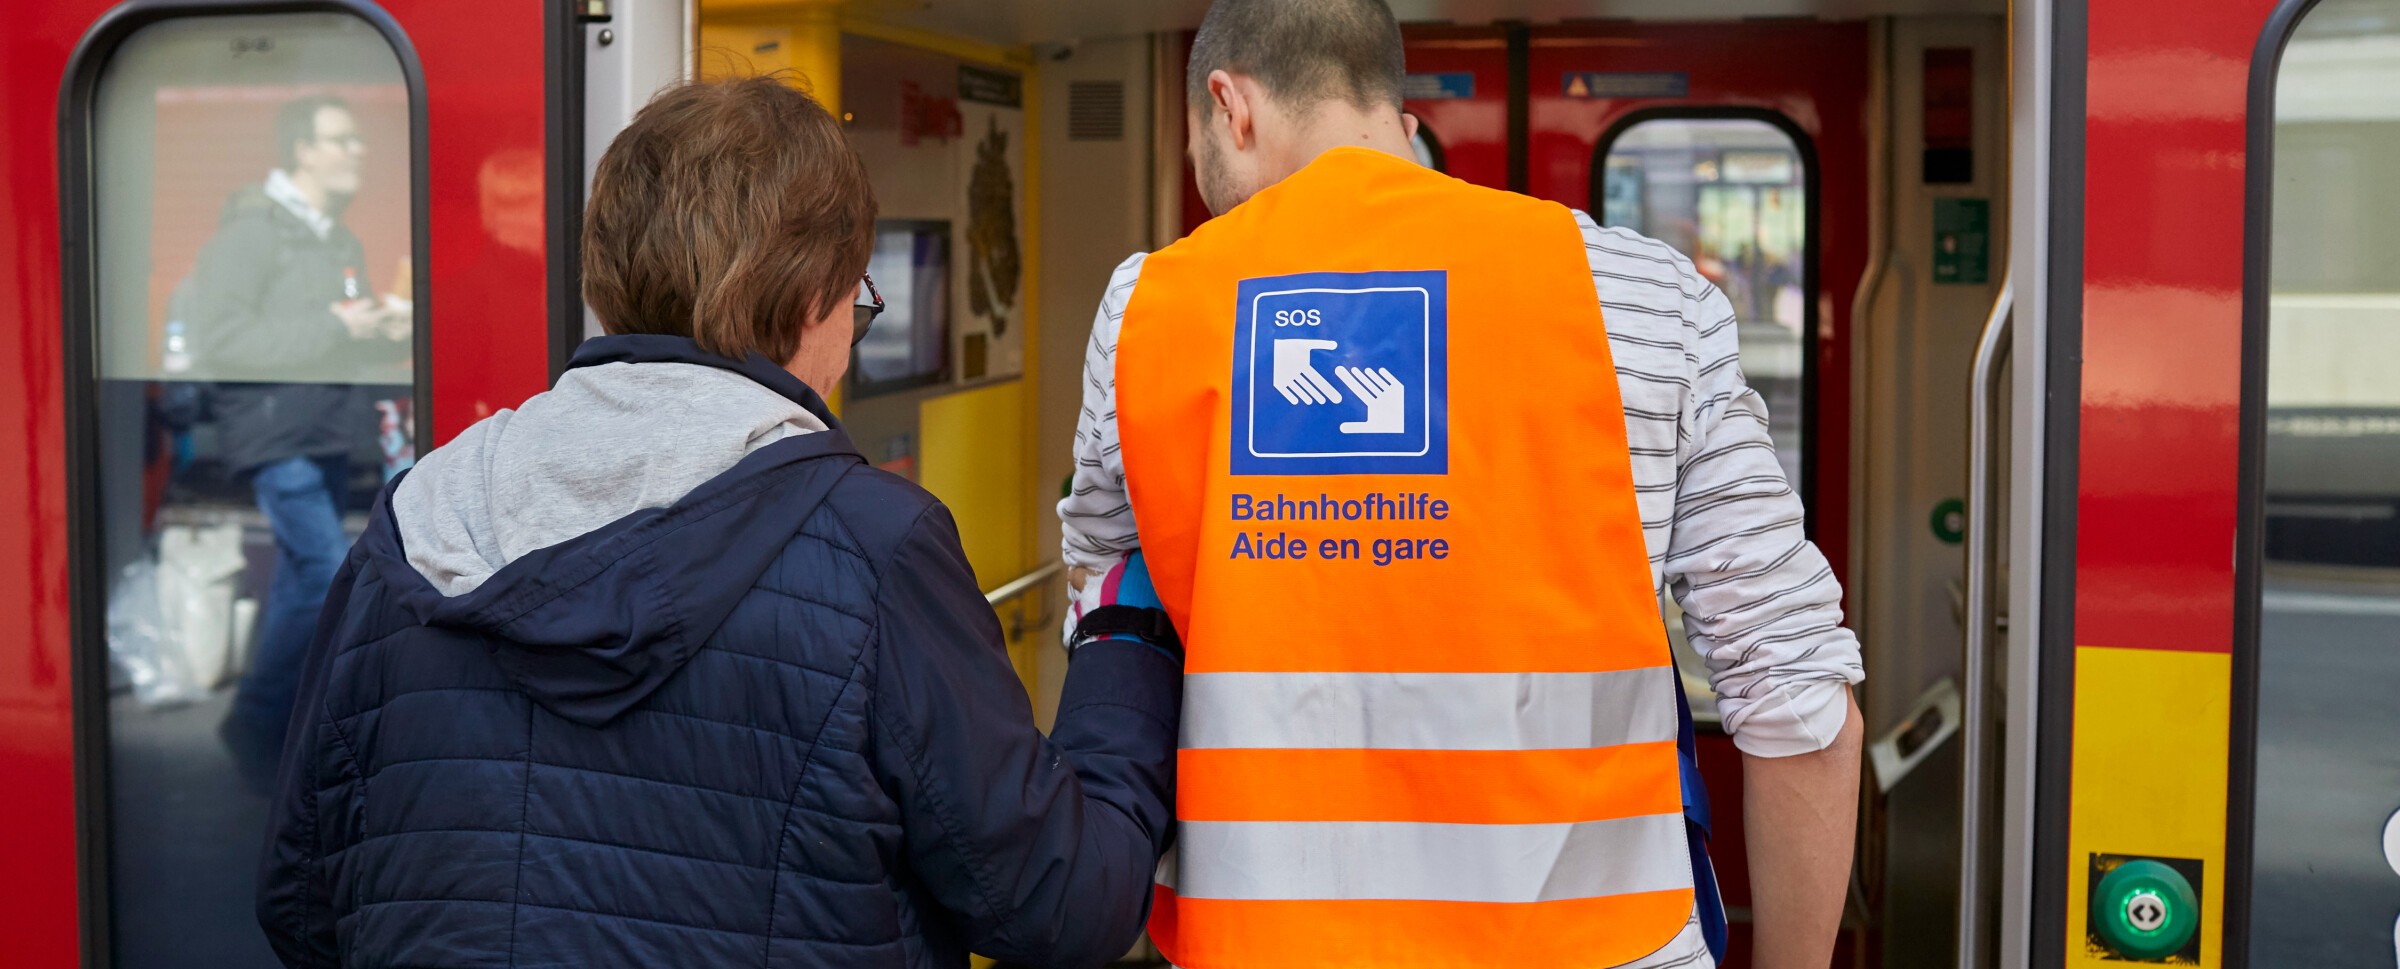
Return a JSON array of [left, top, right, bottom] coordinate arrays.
[[1059, 210, 1863, 761]]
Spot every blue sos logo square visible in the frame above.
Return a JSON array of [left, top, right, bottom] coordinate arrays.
[[1230, 270, 1448, 476]]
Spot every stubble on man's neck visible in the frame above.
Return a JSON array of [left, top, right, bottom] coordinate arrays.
[[1272, 101, 1419, 176]]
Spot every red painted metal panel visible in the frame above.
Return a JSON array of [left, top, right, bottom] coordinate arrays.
[[1523, 21, 1870, 593], [0, 2, 552, 962], [0, 6, 103, 963], [2075, 0, 2276, 654], [1402, 27, 1510, 191], [413, 0, 553, 439]]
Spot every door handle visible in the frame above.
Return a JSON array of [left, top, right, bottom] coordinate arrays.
[[1959, 271, 2012, 969]]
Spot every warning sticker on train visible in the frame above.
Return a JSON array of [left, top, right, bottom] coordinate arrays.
[[1229, 270, 1449, 476]]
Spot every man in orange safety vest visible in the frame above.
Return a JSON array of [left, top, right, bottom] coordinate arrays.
[[1059, 2, 1867, 966]]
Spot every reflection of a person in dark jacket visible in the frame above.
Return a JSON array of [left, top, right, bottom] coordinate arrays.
[[199, 94, 409, 779]]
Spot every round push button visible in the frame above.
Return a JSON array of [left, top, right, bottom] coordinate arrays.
[[2123, 889, 2168, 933], [2091, 859, 2198, 961]]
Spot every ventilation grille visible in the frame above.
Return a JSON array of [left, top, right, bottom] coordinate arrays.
[[1067, 81, 1125, 142]]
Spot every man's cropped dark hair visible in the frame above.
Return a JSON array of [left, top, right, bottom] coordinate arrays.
[[275, 93, 352, 169], [1185, 0, 1405, 114]]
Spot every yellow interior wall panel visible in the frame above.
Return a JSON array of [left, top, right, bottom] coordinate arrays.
[[919, 380, 1028, 588], [918, 380, 1035, 694], [841, 18, 1031, 71], [2064, 645, 2231, 967], [698, 1, 841, 106], [697, 24, 789, 81]]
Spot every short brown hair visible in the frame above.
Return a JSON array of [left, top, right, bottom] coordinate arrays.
[[583, 76, 875, 363]]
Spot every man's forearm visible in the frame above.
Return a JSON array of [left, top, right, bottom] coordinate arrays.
[[1741, 687, 1864, 969]]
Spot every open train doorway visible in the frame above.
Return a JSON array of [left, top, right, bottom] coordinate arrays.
[[14, 0, 2395, 963], [0, 0, 2029, 964], [691, 1, 2012, 967]]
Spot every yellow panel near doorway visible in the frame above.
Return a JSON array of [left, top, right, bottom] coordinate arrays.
[[919, 380, 1035, 687], [920, 379, 1025, 582], [697, 1, 842, 106], [2064, 645, 2231, 967]]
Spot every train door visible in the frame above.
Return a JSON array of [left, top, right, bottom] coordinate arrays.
[[3, 1, 575, 962], [1519, 21, 1883, 965], [1181, 13, 2007, 966], [1523, 16, 2017, 967], [2018, 0, 2400, 964], [2241, 1, 2400, 962]]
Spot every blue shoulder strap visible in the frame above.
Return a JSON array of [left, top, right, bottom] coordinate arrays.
[[1670, 651, 1731, 961]]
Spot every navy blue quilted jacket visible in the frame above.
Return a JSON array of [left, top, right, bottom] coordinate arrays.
[[256, 337, 1181, 969]]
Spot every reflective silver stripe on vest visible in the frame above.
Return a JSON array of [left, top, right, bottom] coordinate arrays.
[[1179, 667, 1679, 750], [1168, 814, 1691, 902]]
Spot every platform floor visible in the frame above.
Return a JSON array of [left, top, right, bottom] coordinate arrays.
[[107, 687, 282, 969]]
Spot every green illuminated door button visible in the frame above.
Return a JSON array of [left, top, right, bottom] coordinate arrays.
[[2092, 859, 2199, 961]]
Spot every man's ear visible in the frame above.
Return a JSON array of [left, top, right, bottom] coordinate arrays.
[[1402, 111, 1421, 141], [1209, 69, 1257, 152]]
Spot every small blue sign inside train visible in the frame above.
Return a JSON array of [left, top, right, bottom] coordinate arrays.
[[1403, 72, 1476, 100]]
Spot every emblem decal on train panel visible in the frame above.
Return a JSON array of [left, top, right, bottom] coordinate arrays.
[[1230, 271, 1450, 476]]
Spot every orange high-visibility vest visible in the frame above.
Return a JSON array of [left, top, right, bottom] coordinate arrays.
[[1116, 147, 1691, 969]]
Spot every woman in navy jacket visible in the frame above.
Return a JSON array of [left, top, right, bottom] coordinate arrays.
[[255, 76, 1180, 969]]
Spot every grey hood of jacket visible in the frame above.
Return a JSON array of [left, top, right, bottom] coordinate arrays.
[[393, 360, 827, 596]]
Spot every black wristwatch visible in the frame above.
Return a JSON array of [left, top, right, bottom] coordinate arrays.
[[1068, 604, 1180, 655]]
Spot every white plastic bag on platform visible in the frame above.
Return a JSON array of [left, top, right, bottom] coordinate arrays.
[[105, 522, 248, 706], [108, 559, 202, 707], [159, 523, 246, 689]]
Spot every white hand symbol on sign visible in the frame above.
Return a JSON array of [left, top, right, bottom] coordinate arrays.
[[1334, 366, 1406, 435], [1271, 339, 1343, 405]]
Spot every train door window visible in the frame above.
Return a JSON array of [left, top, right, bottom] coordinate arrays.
[[71, 11, 421, 966], [1597, 115, 1812, 486], [2245, 0, 2400, 960], [1597, 114, 1815, 713]]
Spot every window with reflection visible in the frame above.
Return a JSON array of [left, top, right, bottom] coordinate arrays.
[[1600, 117, 1808, 486], [83, 13, 417, 966], [1599, 116, 1812, 714], [2249, 0, 2400, 961]]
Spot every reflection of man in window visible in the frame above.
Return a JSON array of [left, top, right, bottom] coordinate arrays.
[[197, 94, 408, 777]]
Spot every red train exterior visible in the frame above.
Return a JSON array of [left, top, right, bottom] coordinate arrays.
[[1, 1, 560, 961], [5, 0, 2391, 966]]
